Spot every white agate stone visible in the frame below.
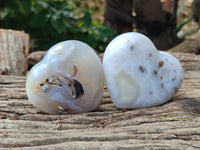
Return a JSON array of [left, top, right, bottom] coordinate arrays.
[[26, 40, 104, 114], [103, 32, 184, 109]]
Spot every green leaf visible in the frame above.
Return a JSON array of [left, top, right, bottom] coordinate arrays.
[[1, 9, 10, 19], [20, 0, 31, 12], [83, 11, 92, 27], [92, 26, 116, 37], [37, 0, 48, 9], [2, 0, 19, 10], [30, 12, 47, 28], [144, 130, 149, 137], [80, 33, 98, 48], [51, 14, 65, 34], [177, 18, 192, 32], [1, 0, 116, 52], [160, 117, 192, 121]]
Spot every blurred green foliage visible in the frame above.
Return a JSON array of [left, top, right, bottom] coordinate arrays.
[[0, 0, 116, 52]]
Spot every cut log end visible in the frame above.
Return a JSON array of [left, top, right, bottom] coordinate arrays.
[[0, 29, 30, 76]]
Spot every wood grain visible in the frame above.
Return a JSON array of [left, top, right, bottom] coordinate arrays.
[[0, 52, 200, 149], [0, 29, 29, 76]]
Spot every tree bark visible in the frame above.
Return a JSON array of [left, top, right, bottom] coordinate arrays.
[[135, 0, 180, 50], [192, 0, 200, 25], [103, 0, 181, 50], [0, 29, 29, 76], [104, 0, 134, 34]]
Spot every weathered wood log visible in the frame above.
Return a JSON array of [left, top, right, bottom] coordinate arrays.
[[0, 52, 200, 149], [0, 29, 29, 76], [28, 51, 46, 70], [169, 29, 200, 54]]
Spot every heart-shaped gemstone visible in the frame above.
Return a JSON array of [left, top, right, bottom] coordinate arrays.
[[26, 40, 104, 114], [103, 32, 184, 108]]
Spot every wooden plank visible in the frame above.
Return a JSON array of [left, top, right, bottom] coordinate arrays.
[[0, 52, 200, 149]]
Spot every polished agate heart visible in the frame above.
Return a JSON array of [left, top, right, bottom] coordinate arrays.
[[103, 32, 184, 108], [26, 40, 104, 114]]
